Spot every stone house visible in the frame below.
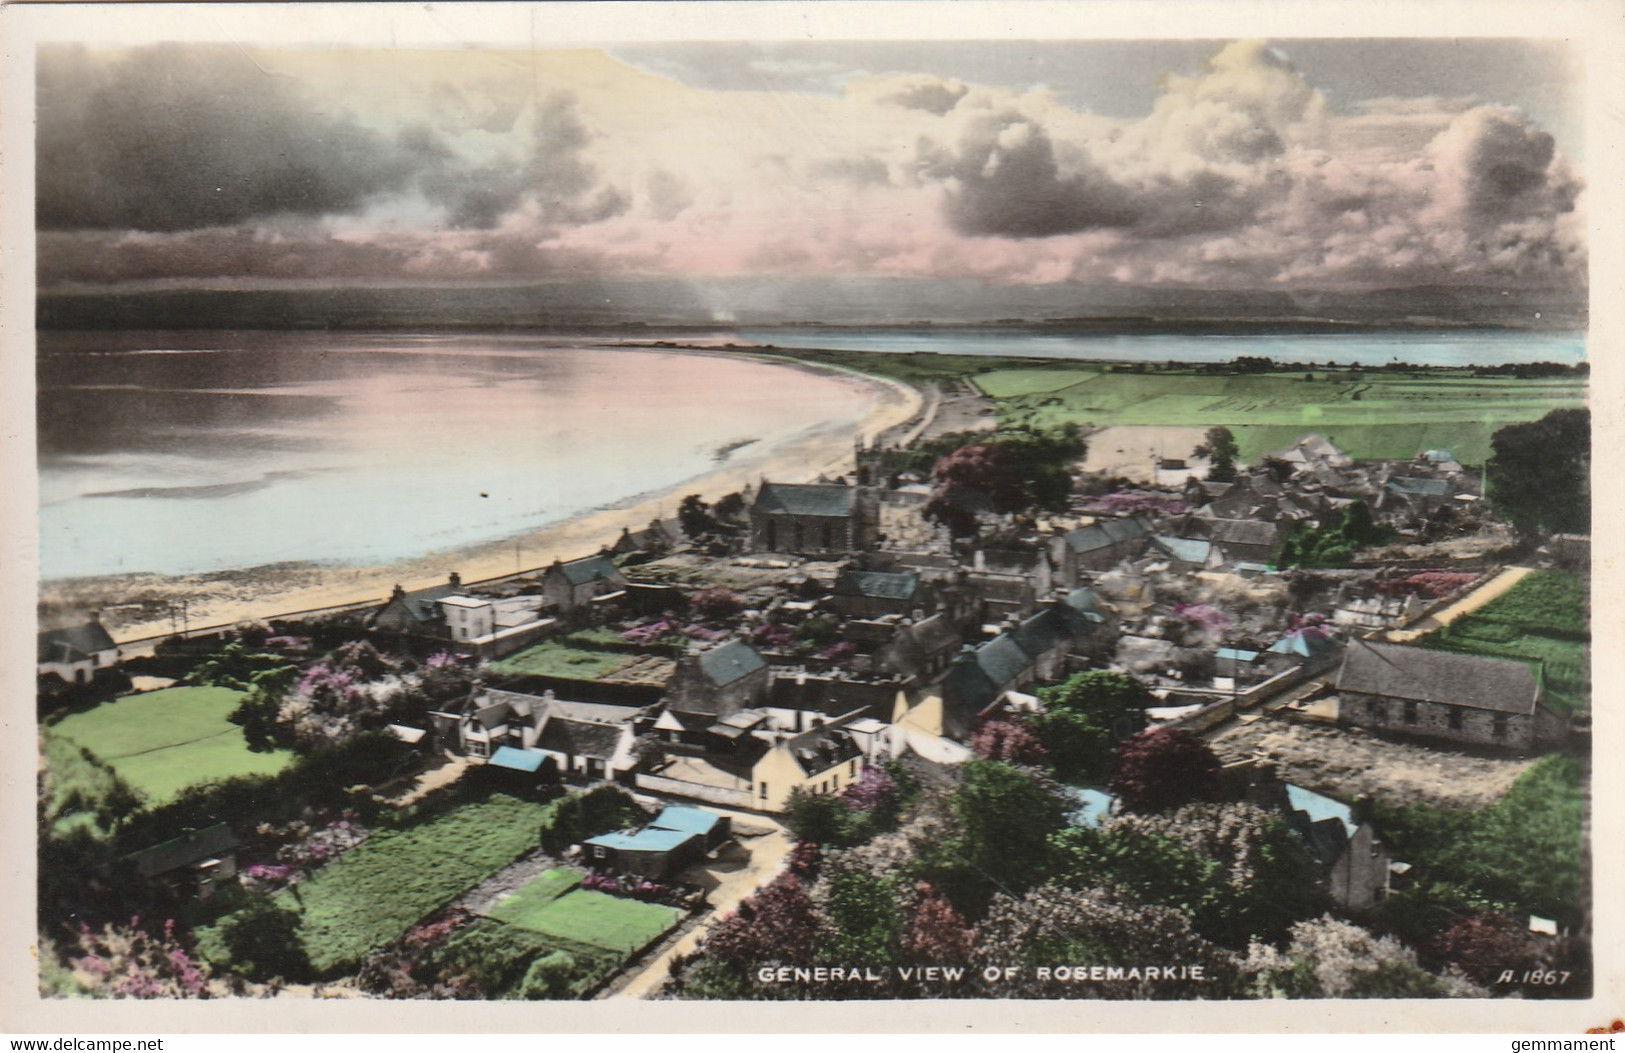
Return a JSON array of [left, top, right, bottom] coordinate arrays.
[[750, 481, 878, 556], [830, 567, 924, 620], [665, 639, 771, 720], [1283, 784, 1395, 912], [542, 554, 628, 616], [431, 688, 649, 780], [372, 574, 554, 658], [38, 614, 119, 685], [1334, 639, 1566, 752], [1052, 516, 1151, 585]]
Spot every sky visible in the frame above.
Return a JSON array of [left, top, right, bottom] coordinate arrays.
[[33, 37, 1587, 296]]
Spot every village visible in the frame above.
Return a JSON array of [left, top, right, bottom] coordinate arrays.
[[37, 394, 1591, 1002]]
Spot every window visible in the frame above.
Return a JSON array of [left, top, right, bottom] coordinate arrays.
[[759, 781, 768, 798], [1404, 701, 1418, 725], [850, 759, 859, 776], [832, 773, 840, 790], [468, 739, 489, 758], [1448, 709, 1463, 731], [593, 845, 606, 859]]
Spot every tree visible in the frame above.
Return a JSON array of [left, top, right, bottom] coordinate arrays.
[[1194, 426, 1240, 483], [1258, 455, 1296, 484], [924, 426, 1087, 535], [817, 861, 903, 966], [689, 586, 746, 622], [784, 788, 853, 847], [948, 760, 1068, 896], [1276, 499, 1393, 569], [704, 873, 823, 966], [1485, 408, 1590, 534], [1031, 670, 1151, 781], [1110, 728, 1224, 813], [1429, 912, 1539, 987], [969, 717, 1049, 766], [183, 640, 292, 692], [900, 882, 975, 964], [215, 895, 313, 983], [676, 494, 718, 538]]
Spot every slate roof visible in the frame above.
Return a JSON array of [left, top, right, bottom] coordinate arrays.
[[942, 649, 1003, 716], [1150, 535, 1212, 564], [781, 723, 863, 776], [1011, 608, 1073, 660], [1063, 517, 1149, 555], [552, 554, 625, 587], [128, 823, 239, 878], [386, 584, 458, 624], [977, 633, 1034, 687], [769, 675, 896, 717], [1386, 476, 1452, 498], [698, 639, 767, 686], [1336, 639, 1541, 714], [539, 717, 625, 759], [38, 619, 117, 664], [910, 613, 964, 655], [1062, 588, 1108, 622], [834, 569, 919, 601], [754, 482, 856, 518], [1201, 518, 1281, 548]]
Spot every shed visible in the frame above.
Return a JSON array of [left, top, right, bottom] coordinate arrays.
[[583, 825, 704, 879], [648, 805, 731, 850], [127, 823, 240, 896]]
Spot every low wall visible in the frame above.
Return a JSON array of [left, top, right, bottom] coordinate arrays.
[[1164, 648, 1343, 734], [634, 773, 754, 810]]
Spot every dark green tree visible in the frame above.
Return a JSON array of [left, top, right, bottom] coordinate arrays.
[[1031, 670, 1151, 781], [947, 760, 1068, 896], [676, 494, 718, 538], [1194, 426, 1240, 483], [1485, 408, 1590, 535], [817, 861, 903, 966]]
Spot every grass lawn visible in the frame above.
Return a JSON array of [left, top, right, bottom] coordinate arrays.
[[1418, 571, 1589, 714], [47, 686, 296, 806], [200, 792, 558, 977], [421, 918, 622, 998], [489, 640, 631, 680], [970, 367, 1585, 465], [489, 882, 682, 954], [487, 868, 583, 917]]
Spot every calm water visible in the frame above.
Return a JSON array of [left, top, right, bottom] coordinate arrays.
[[37, 331, 880, 580], [744, 327, 1587, 366], [37, 326, 1586, 580]]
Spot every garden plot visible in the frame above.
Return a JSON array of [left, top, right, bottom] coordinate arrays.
[[47, 685, 295, 805], [485, 868, 683, 954]]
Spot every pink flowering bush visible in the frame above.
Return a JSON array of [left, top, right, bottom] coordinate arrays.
[[1377, 571, 1478, 599], [622, 619, 676, 645], [66, 917, 210, 999], [274, 816, 370, 870], [753, 621, 797, 650], [840, 765, 896, 813], [1174, 602, 1230, 636], [817, 641, 858, 664], [679, 623, 726, 642]]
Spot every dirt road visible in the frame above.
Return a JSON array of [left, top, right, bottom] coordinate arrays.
[[1384, 566, 1534, 642]]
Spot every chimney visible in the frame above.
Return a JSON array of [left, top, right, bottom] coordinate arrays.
[[391, 584, 406, 601], [448, 571, 462, 589]]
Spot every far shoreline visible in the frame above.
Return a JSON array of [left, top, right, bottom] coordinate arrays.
[[37, 344, 926, 645]]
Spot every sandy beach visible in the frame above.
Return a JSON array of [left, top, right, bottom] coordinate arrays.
[[38, 351, 925, 644]]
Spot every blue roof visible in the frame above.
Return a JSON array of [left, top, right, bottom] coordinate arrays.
[[586, 827, 697, 853], [1285, 784, 1356, 838], [489, 746, 546, 772], [1232, 561, 1273, 576], [1386, 476, 1451, 497], [1152, 535, 1211, 564], [1215, 647, 1261, 663], [1423, 449, 1455, 463], [649, 806, 724, 836], [1268, 630, 1333, 657], [1061, 786, 1115, 828]]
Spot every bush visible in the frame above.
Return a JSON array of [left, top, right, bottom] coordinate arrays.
[[541, 785, 644, 855], [519, 950, 577, 1000]]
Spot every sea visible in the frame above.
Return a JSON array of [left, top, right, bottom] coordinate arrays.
[[35, 326, 1585, 581]]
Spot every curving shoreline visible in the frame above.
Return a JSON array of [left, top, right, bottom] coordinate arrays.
[[38, 348, 926, 644]]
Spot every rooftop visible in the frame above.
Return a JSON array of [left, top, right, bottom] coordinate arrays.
[[1336, 639, 1542, 714]]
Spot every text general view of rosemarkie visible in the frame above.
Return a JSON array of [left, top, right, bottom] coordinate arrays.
[[21, 28, 1593, 1010]]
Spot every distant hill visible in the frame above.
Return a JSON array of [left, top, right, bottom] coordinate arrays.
[[35, 276, 1588, 332]]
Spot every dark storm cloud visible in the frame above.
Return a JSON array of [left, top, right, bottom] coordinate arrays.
[[37, 45, 419, 232], [927, 112, 1140, 238], [412, 93, 628, 230]]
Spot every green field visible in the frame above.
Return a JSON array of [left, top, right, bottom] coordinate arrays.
[[969, 367, 1585, 465], [489, 641, 631, 680], [487, 872, 682, 954], [46, 686, 296, 806], [1419, 571, 1589, 714], [200, 792, 557, 977]]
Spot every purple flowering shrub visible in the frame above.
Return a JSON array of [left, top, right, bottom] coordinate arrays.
[[1174, 602, 1231, 636], [581, 870, 693, 907], [753, 621, 797, 650], [66, 917, 210, 999], [817, 641, 858, 664], [622, 619, 676, 645], [840, 765, 895, 813]]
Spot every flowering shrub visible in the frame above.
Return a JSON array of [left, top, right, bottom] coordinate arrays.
[[622, 619, 676, 645], [274, 816, 370, 870], [841, 765, 895, 813], [969, 718, 1049, 766], [679, 623, 726, 642], [1377, 571, 1478, 599], [753, 622, 797, 650], [690, 587, 747, 622], [817, 641, 858, 663], [245, 863, 298, 886], [1173, 602, 1230, 636], [582, 870, 694, 907], [66, 918, 210, 999]]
